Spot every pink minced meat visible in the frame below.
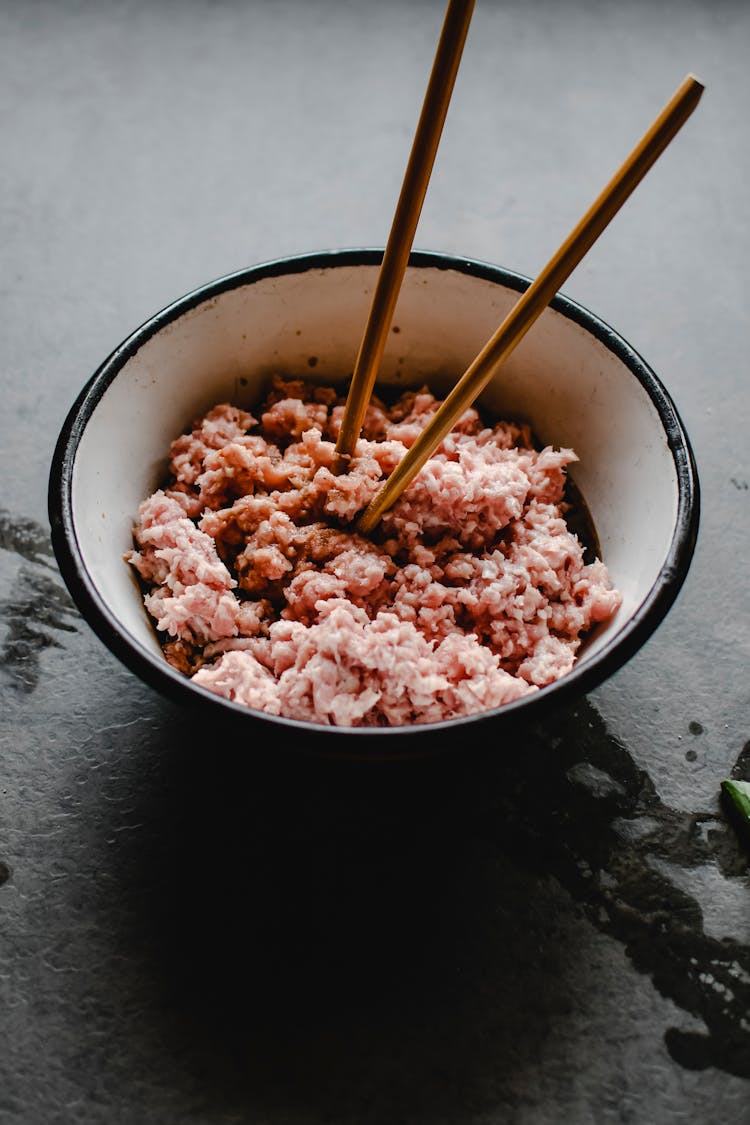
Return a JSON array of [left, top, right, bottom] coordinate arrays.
[[127, 376, 622, 726]]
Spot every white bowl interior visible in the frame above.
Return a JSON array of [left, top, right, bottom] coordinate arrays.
[[71, 263, 679, 673]]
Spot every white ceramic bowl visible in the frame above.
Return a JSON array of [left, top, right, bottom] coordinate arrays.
[[49, 250, 699, 756]]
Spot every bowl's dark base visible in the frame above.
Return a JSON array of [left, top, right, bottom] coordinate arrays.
[[155, 683, 570, 765]]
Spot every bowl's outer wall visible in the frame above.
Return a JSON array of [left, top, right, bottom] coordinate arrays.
[[49, 251, 699, 746]]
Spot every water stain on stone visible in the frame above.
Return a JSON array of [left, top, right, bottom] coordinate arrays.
[[730, 741, 750, 781], [475, 701, 750, 1079], [0, 510, 55, 569], [0, 512, 79, 692], [689, 720, 704, 736]]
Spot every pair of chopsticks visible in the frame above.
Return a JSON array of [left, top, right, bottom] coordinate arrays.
[[334, 0, 704, 534]]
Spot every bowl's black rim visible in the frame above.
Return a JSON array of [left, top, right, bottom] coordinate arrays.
[[48, 248, 700, 751]]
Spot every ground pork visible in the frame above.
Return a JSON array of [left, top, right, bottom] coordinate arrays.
[[127, 375, 622, 726]]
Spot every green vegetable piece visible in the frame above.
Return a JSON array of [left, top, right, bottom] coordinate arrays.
[[720, 779, 750, 849]]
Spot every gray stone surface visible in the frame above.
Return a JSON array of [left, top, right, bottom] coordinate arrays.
[[1, 0, 748, 1122]]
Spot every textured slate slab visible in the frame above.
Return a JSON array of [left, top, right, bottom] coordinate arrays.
[[1, 1, 748, 1121]]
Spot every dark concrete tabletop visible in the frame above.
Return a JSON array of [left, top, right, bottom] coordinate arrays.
[[1, 1, 748, 1122]]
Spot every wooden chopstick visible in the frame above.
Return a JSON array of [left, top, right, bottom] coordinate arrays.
[[335, 0, 475, 462], [357, 73, 704, 534]]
